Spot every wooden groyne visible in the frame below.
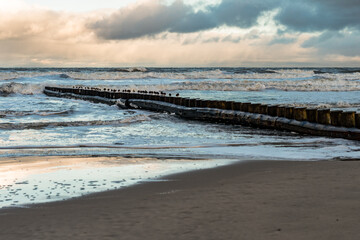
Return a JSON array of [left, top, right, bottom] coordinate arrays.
[[44, 86, 360, 141]]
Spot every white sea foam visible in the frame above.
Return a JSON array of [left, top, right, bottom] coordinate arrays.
[[1, 68, 359, 84], [127, 77, 360, 92], [1, 76, 359, 97], [0, 82, 45, 95], [0, 72, 71, 81], [74, 69, 356, 92], [64, 69, 360, 82], [119, 67, 147, 72], [0, 110, 73, 118], [290, 102, 360, 109], [0, 114, 151, 130]]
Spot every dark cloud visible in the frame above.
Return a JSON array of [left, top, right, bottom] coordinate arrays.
[[90, 0, 360, 40], [302, 30, 360, 57], [90, 0, 278, 40], [214, 0, 277, 28], [171, 10, 217, 33], [91, 0, 189, 40], [276, 0, 360, 32]]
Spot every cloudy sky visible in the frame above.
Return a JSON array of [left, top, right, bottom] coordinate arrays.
[[0, 0, 359, 67]]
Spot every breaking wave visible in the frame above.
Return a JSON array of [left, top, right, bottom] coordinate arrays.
[[1, 69, 359, 95], [60, 68, 360, 82], [0, 82, 45, 95], [129, 77, 360, 92], [67, 69, 297, 81], [114, 67, 148, 73], [0, 114, 151, 130], [0, 72, 72, 81], [1, 68, 359, 82]]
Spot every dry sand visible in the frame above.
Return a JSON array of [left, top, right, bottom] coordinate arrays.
[[1, 160, 360, 240]]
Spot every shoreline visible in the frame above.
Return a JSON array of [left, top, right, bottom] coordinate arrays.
[[0, 155, 235, 208], [1, 159, 360, 239]]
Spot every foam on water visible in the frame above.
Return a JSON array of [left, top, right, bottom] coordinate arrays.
[[0, 114, 151, 130], [1, 68, 360, 95], [0, 82, 45, 95], [1, 67, 360, 81], [131, 77, 360, 92], [291, 102, 360, 109], [3, 78, 360, 98], [0, 110, 73, 118]]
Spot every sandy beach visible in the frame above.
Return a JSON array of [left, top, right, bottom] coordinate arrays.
[[1, 159, 360, 239]]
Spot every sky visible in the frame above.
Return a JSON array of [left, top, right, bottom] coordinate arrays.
[[0, 0, 359, 67]]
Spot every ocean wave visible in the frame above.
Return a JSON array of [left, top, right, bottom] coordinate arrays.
[[0, 82, 45, 95], [0, 110, 73, 118], [3, 78, 357, 99], [67, 69, 360, 82], [314, 68, 360, 74], [114, 67, 148, 73], [68, 69, 228, 80], [0, 71, 71, 81], [289, 102, 360, 109], [59, 73, 71, 78], [1, 69, 359, 94], [1, 68, 360, 82], [0, 114, 151, 130], [123, 77, 360, 92]]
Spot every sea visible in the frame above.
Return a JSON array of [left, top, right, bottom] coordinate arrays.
[[1, 67, 360, 208]]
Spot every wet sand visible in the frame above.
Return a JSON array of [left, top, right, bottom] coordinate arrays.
[[1, 160, 360, 240]]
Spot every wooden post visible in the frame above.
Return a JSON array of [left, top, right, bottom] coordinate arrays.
[[276, 106, 286, 118], [233, 102, 242, 111], [317, 109, 331, 125], [340, 111, 356, 128], [174, 97, 181, 105], [240, 102, 251, 112], [294, 107, 307, 121], [225, 101, 233, 110], [218, 101, 226, 110], [267, 105, 278, 117], [306, 108, 318, 123], [189, 99, 196, 108], [356, 113, 360, 129], [285, 107, 294, 119], [248, 103, 261, 113], [206, 100, 216, 109], [259, 104, 268, 115], [330, 110, 342, 127]]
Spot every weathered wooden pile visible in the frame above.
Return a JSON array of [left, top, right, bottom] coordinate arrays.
[[44, 86, 360, 140]]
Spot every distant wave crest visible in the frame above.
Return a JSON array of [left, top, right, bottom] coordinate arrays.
[[128, 77, 360, 92], [114, 67, 148, 73], [1, 68, 360, 82]]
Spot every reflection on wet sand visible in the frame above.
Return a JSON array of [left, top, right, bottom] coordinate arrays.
[[0, 155, 231, 208]]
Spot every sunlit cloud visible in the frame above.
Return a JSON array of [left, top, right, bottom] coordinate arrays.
[[0, 0, 359, 67], [89, 0, 279, 40]]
